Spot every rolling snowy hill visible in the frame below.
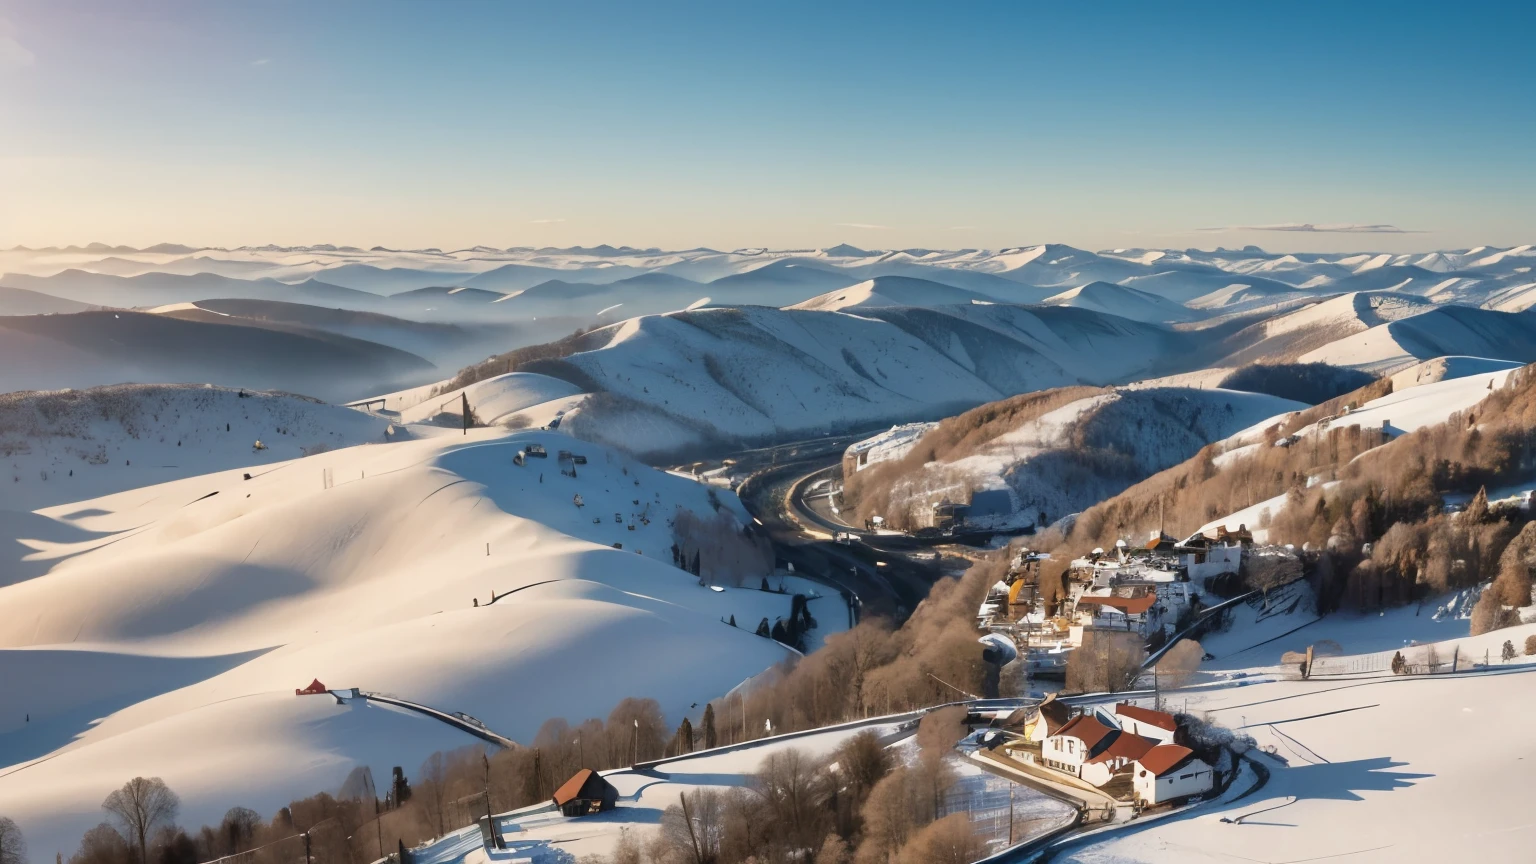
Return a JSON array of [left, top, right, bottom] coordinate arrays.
[[543, 304, 1185, 457], [0, 384, 393, 514], [788, 275, 992, 311], [0, 311, 437, 401], [0, 428, 839, 855], [1042, 281, 1204, 324], [857, 387, 1304, 531]]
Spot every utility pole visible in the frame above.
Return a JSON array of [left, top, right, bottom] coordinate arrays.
[[482, 753, 497, 848], [1008, 784, 1015, 846], [367, 767, 383, 861], [303, 830, 311, 864]]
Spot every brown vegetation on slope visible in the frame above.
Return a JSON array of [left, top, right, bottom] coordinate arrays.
[[1039, 367, 1536, 630], [842, 387, 1105, 527]]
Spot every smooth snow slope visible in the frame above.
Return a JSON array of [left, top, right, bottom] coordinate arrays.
[[0, 428, 838, 856], [0, 384, 392, 514], [788, 275, 992, 311], [553, 305, 1179, 457], [398, 372, 585, 426], [1042, 281, 1203, 324]]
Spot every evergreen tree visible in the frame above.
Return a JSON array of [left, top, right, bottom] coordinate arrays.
[[676, 717, 694, 754], [702, 704, 718, 749], [1502, 640, 1517, 662]]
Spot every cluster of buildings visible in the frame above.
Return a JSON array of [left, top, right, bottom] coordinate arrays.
[[1007, 697, 1217, 807], [978, 527, 1262, 678]]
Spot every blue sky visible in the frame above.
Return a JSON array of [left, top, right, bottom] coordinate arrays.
[[2, 0, 1532, 251]]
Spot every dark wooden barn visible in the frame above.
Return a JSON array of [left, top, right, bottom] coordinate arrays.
[[552, 769, 618, 817]]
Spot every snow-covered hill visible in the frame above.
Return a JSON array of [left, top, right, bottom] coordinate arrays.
[[397, 372, 585, 426], [0, 311, 437, 401], [1042, 281, 1204, 323], [547, 304, 1181, 457], [0, 384, 393, 513], [788, 276, 992, 311], [867, 387, 1303, 531], [0, 428, 838, 856]]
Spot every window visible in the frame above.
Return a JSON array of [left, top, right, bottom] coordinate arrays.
[[1179, 773, 1193, 779]]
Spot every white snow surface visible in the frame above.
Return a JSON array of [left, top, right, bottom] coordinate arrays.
[[397, 372, 584, 426], [0, 384, 393, 512], [0, 428, 846, 857]]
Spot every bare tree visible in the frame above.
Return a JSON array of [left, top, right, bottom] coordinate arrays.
[[1066, 629, 1143, 694], [660, 790, 723, 864], [0, 817, 26, 864], [102, 777, 179, 864], [218, 807, 260, 857], [418, 753, 449, 837], [855, 767, 922, 864], [895, 812, 986, 864], [814, 833, 851, 864], [753, 748, 826, 857], [1154, 639, 1204, 689], [69, 823, 130, 864]]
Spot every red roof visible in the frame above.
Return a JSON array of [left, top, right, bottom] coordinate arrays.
[[553, 769, 608, 806], [1052, 714, 1116, 750], [1115, 702, 1177, 732], [1076, 594, 1157, 615], [1087, 732, 1158, 765], [1137, 744, 1196, 777]]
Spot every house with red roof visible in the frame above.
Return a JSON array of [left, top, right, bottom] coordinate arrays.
[[1114, 702, 1179, 744], [1081, 730, 1159, 787], [1042, 713, 1117, 777], [1133, 744, 1215, 806]]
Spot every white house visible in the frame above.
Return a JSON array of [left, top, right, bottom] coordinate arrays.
[[1133, 744, 1215, 806], [1042, 714, 1117, 777], [1114, 702, 1178, 744], [1080, 731, 1158, 788], [1025, 694, 1072, 744]]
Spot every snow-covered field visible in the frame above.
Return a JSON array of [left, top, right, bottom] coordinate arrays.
[[0, 425, 848, 857], [1065, 653, 1536, 863]]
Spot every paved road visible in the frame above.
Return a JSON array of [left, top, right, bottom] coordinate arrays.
[[736, 452, 941, 622]]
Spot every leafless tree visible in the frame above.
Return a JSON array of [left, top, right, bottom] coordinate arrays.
[[102, 777, 179, 864], [1155, 639, 1204, 689], [0, 817, 26, 864], [418, 753, 449, 837], [814, 833, 851, 864], [753, 748, 826, 857], [1066, 629, 1143, 694], [69, 823, 130, 864], [894, 812, 986, 864], [660, 790, 723, 864]]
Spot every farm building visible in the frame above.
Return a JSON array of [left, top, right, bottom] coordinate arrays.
[[552, 769, 619, 817], [1114, 703, 1179, 744], [1133, 744, 1215, 806]]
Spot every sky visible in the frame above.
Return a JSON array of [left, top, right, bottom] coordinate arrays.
[[1, 0, 1533, 253]]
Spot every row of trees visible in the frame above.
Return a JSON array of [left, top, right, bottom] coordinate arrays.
[[607, 709, 985, 864]]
